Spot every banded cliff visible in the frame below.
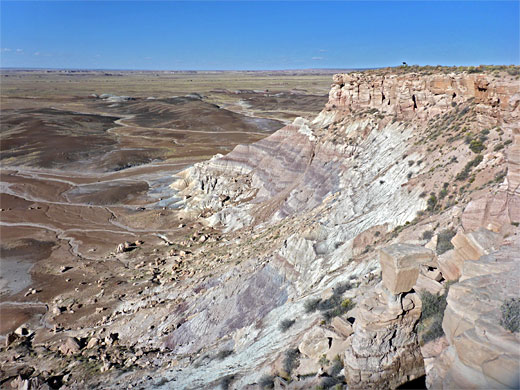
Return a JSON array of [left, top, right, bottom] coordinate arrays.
[[166, 69, 519, 389]]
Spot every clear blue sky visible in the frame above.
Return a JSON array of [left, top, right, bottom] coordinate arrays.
[[1, 1, 518, 70]]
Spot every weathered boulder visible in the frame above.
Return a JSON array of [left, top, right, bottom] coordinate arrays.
[[379, 244, 435, 294], [452, 228, 501, 262], [59, 337, 81, 355], [298, 327, 330, 359], [415, 273, 443, 295], [331, 316, 354, 338], [344, 287, 424, 389], [438, 228, 502, 281], [436, 249, 462, 281], [86, 337, 99, 349]]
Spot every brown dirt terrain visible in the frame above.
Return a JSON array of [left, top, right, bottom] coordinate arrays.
[[0, 70, 332, 342]]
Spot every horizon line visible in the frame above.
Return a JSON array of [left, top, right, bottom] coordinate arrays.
[[1, 64, 517, 72]]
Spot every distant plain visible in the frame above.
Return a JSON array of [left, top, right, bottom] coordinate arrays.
[[0, 70, 335, 334]]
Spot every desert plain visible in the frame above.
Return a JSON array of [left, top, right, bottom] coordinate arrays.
[[0, 69, 335, 336]]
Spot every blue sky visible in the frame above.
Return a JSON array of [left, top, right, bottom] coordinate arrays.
[[1, 1, 518, 70]]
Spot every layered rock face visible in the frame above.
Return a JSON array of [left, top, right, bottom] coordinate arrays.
[[428, 235, 520, 389], [162, 70, 519, 389], [345, 289, 424, 389], [344, 245, 428, 389], [461, 129, 520, 234], [325, 72, 518, 121]]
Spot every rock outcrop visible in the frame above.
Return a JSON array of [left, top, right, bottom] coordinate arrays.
[[437, 228, 502, 281], [324, 72, 519, 121], [344, 245, 426, 389], [428, 235, 520, 389], [379, 244, 435, 294], [161, 69, 519, 389]]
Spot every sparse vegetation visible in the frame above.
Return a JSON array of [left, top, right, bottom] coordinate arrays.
[[438, 182, 449, 200], [500, 298, 520, 333], [436, 229, 456, 254], [304, 282, 355, 322], [367, 64, 520, 76], [494, 169, 507, 183], [279, 319, 295, 332], [318, 283, 355, 322], [419, 285, 452, 344], [283, 348, 300, 375], [469, 139, 485, 153], [319, 354, 330, 366], [216, 349, 233, 360], [259, 375, 275, 389], [427, 193, 438, 212], [494, 143, 505, 151], [421, 230, 434, 240], [315, 356, 345, 389], [304, 298, 322, 313], [456, 154, 483, 181]]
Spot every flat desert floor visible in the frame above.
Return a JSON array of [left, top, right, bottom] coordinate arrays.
[[0, 69, 335, 336]]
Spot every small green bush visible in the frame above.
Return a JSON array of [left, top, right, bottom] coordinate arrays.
[[456, 154, 483, 181], [422, 317, 445, 343], [304, 298, 322, 313], [421, 290, 448, 319], [427, 194, 438, 212], [469, 139, 485, 153], [283, 348, 300, 375], [318, 354, 330, 366], [439, 188, 448, 199], [495, 170, 507, 183], [419, 287, 450, 343], [258, 375, 275, 389], [422, 230, 434, 240], [279, 319, 295, 332], [318, 283, 355, 323], [500, 298, 520, 333], [436, 229, 456, 255]]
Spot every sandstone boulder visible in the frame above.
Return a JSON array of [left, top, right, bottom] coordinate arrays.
[[86, 337, 99, 349], [379, 244, 435, 294], [452, 228, 501, 262], [415, 273, 443, 295], [298, 327, 331, 359], [438, 228, 502, 281], [344, 287, 424, 389], [331, 316, 353, 338], [59, 337, 81, 355]]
